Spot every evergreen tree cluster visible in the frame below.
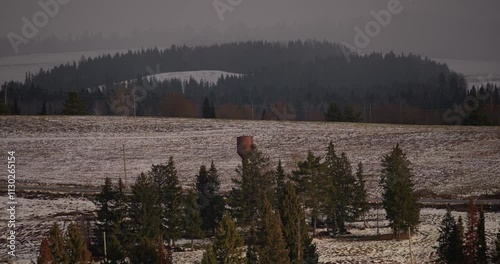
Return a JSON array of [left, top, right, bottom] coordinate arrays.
[[37, 141, 430, 263], [37, 222, 92, 264], [436, 199, 490, 264], [290, 142, 370, 236], [324, 103, 362, 122]]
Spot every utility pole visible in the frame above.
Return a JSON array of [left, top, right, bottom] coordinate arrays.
[[133, 90, 136, 117], [122, 143, 128, 187], [376, 203, 380, 237], [408, 227, 414, 264], [103, 231, 107, 262], [2, 84, 6, 106], [251, 101, 254, 120], [369, 104, 373, 123]]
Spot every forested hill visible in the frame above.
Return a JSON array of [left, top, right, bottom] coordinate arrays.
[[20, 41, 348, 92], [4, 40, 497, 125]]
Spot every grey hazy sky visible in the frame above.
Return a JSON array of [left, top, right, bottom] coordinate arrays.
[[1, 0, 499, 60]]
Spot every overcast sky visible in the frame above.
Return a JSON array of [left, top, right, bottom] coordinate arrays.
[[1, 0, 499, 60]]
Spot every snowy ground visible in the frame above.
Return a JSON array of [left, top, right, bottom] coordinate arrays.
[[146, 70, 243, 84], [1, 116, 499, 198], [1, 196, 498, 264]]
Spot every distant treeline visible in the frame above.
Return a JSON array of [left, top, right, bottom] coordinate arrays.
[[1, 40, 499, 125]]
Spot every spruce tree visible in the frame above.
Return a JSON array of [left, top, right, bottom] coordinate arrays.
[[183, 189, 205, 250], [62, 92, 87, 115], [48, 223, 68, 264], [333, 153, 358, 234], [229, 145, 275, 227], [380, 144, 420, 236], [163, 157, 184, 245], [213, 213, 246, 264], [436, 208, 464, 264], [196, 162, 224, 235], [65, 222, 92, 263], [40, 101, 47, 115], [291, 151, 325, 237], [201, 244, 217, 264], [477, 206, 487, 264], [275, 159, 287, 208], [354, 162, 369, 226], [202, 96, 216, 118], [37, 238, 54, 264], [128, 173, 162, 252], [280, 182, 318, 264], [0, 100, 8, 115], [466, 199, 479, 264], [322, 142, 338, 234], [94, 177, 117, 256], [107, 228, 125, 264], [11, 100, 21, 115], [129, 237, 159, 264], [324, 103, 343, 122], [256, 197, 291, 264]]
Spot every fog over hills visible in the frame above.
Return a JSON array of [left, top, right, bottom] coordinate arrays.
[[1, 0, 499, 60]]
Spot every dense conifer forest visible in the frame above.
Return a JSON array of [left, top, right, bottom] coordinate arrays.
[[1, 40, 499, 124]]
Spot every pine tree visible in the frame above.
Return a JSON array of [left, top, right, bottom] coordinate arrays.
[[37, 238, 54, 264], [201, 244, 217, 264], [65, 222, 92, 263], [229, 145, 275, 227], [162, 157, 184, 245], [280, 182, 318, 264], [354, 162, 369, 226], [183, 189, 205, 250], [213, 213, 246, 264], [62, 92, 87, 115], [380, 144, 420, 236], [196, 161, 224, 235], [477, 206, 487, 264], [436, 208, 465, 264], [256, 197, 291, 264], [48, 223, 68, 264], [466, 198, 479, 264], [291, 151, 325, 237]]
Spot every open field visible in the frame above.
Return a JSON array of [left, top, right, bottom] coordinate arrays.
[[1, 116, 499, 198]]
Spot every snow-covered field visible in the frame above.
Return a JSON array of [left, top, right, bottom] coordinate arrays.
[[146, 70, 243, 84], [1, 196, 498, 264], [1, 116, 499, 198], [1, 116, 499, 263]]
